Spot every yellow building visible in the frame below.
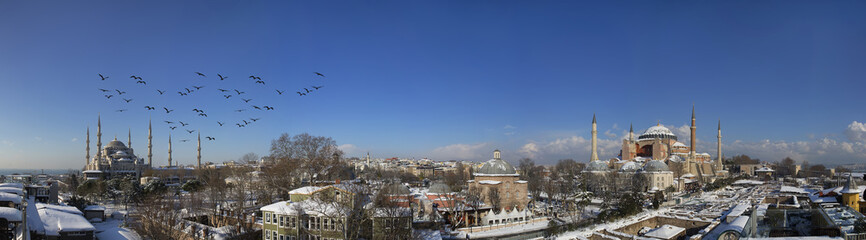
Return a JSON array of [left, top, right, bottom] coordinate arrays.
[[841, 174, 860, 211]]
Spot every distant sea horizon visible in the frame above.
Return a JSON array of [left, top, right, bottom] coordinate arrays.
[[0, 169, 80, 176]]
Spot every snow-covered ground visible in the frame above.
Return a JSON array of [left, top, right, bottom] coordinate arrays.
[[92, 203, 141, 240]]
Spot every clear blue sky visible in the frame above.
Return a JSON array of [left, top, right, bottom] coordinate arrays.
[[1, 1, 865, 169]]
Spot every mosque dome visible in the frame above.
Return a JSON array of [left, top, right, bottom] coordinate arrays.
[[672, 142, 687, 148], [638, 125, 678, 141], [644, 160, 670, 172], [587, 160, 609, 172], [475, 152, 518, 176], [105, 140, 126, 149], [620, 161, 640, 172], [428, 182, 453, 194]]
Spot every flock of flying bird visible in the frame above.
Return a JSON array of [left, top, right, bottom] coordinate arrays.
[[95, 72, 327, 143]]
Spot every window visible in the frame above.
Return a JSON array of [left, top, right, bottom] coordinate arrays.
[[265, 213, 271, 223], [279, 216, 285, 227], [265, 230, 271, 239], [291, 217, 296, 228]]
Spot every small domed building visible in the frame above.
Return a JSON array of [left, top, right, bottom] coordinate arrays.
[[468, 150, 532, 226]]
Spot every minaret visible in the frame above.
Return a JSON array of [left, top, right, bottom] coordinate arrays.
[[628, 123, 634, 142], [494, 149, 501, 160], [127, 128, 132, 147], [717, 120, 723, 170], [168, 134, 173, 167], [591, 114, 598, 161], [147, 119, 153, 166], [96, 114, 102, 161], [197, 132, 201, 168], [689, 105, 696, 159], [85, 127, 90, 167]]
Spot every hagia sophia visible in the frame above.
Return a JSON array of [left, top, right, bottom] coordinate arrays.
[[584, 106, 728, 192]]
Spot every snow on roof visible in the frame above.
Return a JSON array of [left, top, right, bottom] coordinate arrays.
[[515, 180, 527, 184], [37, 206, 95, 235], [0, 183, 24, 189], [756, 167, 775, 172], [0, 187, 24, 196], [732, 180, 765, 185], [288, 186, 322, 195], [82, 170, 103, 173], [643, 224, 685, 239], [478, 180, 501, 185], [0, 192, 21, 204], [780, 186, 809, 194], [261, 199, 350, 217], [36, 203, 83, 216], [0, 207, 22, 222], [84, 205, 106, 211]]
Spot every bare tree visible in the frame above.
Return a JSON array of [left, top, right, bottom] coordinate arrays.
[[270, 133, 344, 184], [486, 187, 502, 212], [239, 152, 260, 164]]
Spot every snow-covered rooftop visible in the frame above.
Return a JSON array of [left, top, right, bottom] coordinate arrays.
[[643, 224, 685, 239], [288, 186, 322, 195], [0, 207, 21, 222]]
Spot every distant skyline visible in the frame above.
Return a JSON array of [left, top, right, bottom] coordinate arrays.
[[1, 1, 865, 169]]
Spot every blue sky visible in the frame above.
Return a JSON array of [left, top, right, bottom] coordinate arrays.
[[1, 1, 865, 169]]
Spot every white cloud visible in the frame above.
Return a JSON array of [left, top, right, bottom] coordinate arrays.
[[604, 129, 617, 139], [504, 125, 516, 129], [518, 135, 620, 163], [338, 144, 360, 156], [71, 138, 78, 142], [429, 143, 490, 160], [845, 121, 866, 143], [504, 132, 515, 136], [1, 140, 12, 146]]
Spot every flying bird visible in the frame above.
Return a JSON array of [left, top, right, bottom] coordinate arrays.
[[186, 130, 195, 134], [252, 106, 262, 110], [314, 72, 325, 77], [198, 113, 208, 117], [104, 95, 113, 99], [99, 74, 109, 80], [218, 74, 227, 80], [185, 88, 192, 93], [178, 92, 187, 96], [235, 109, 245, 112], [129, 75, 142, 80], [248, 75, 261, 80], [255, 80, 265, 85], [276, 90, 284, 95], [250, 118, 260, 122], [312, 86, 323, 90], [116, 109, 127, 112], [179, 121, 189, 126], [296, 92, 305, 96], [236, 123, 245, 127], [218, 89, 230, 92], [157, 90, 165, 95], [145, 106, 155, 110], [223, 95, 232, 99], [164, 121, 174, 124], [242, 120, 250, 125], [180, 139, 190, 142], [206, 137, 215, 141], [264, 106, 274, 110], [98, 88, 111, 92], [234, 89, 245, 95], [164, 107, 174, 113], [115, 89, 126, 95], [195, 72, 206, 77], [242, 98, 252, 103], [136, 80, 146, 85], [304, 88, 310, 93], [170, 126, 177, 130], [123, 98, 133, 103], [192, 109, 203, 113], [217, 121, 224, 126], [193, 86, 204, 90]]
